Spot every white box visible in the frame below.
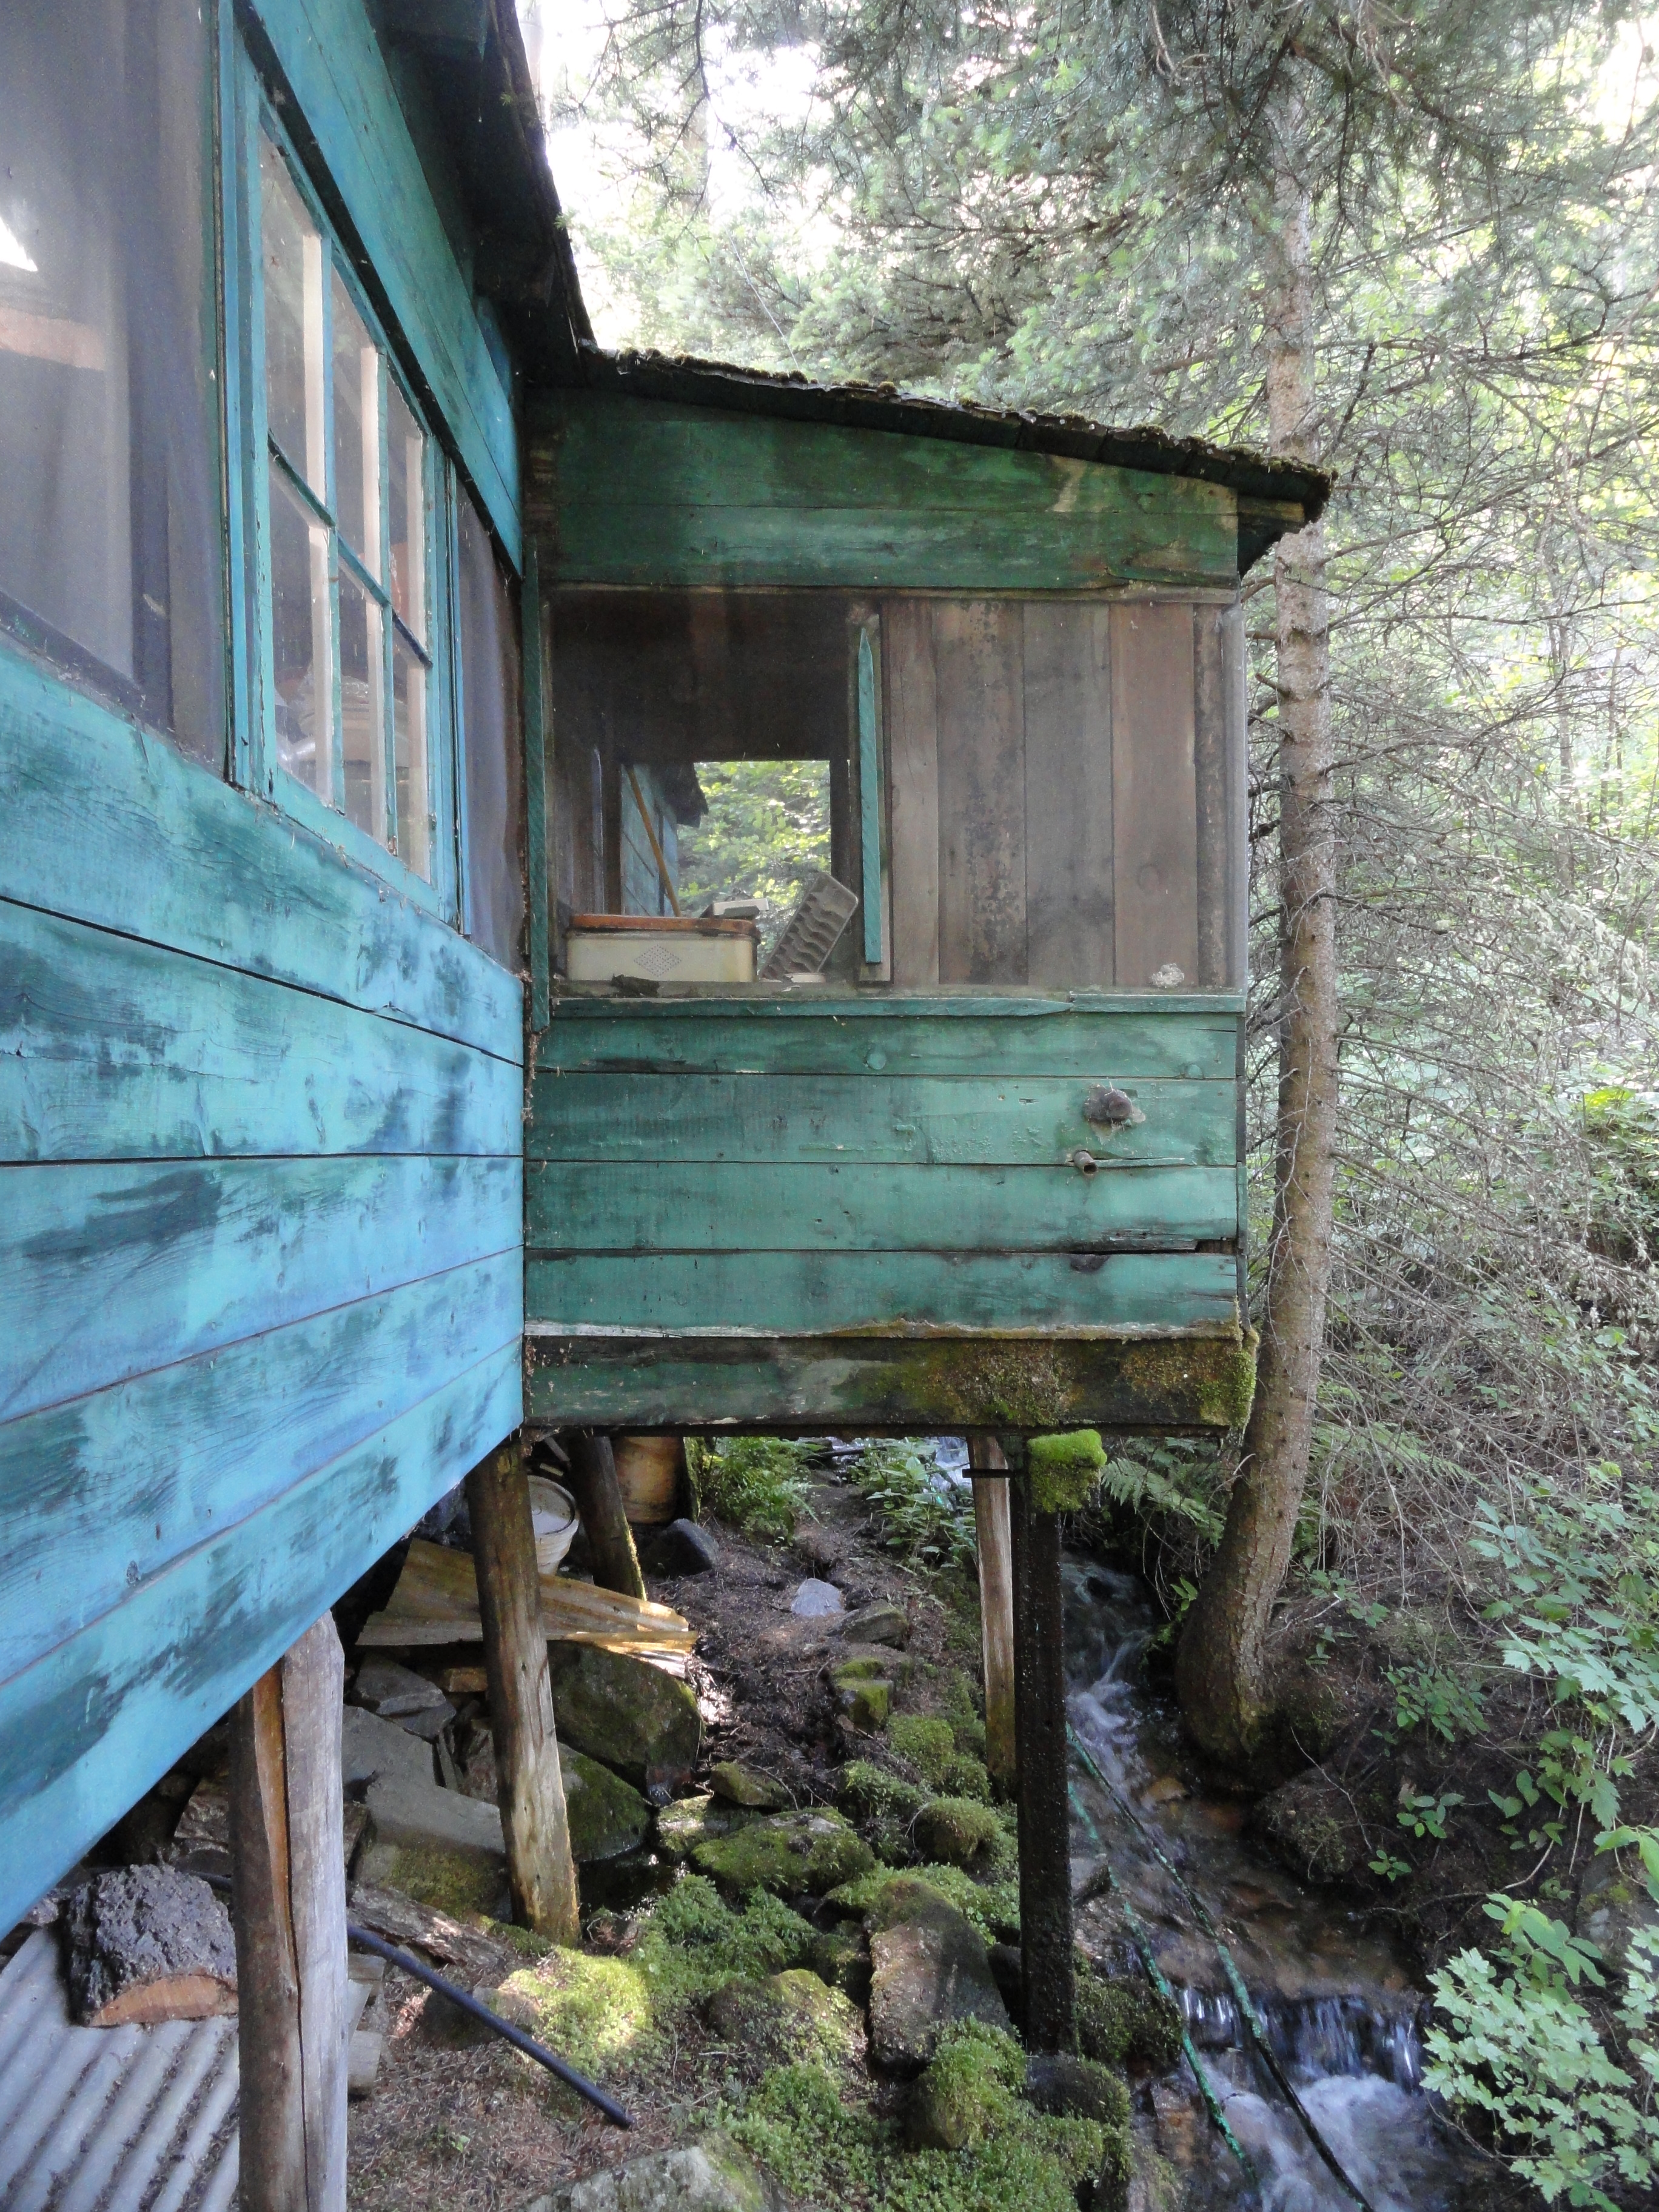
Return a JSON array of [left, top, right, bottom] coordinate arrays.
[[565, 915, 758, 985]]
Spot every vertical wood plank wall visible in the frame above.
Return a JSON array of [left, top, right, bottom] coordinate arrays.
[[886, 598, 1240, 992], [0, 643, 525, 1932]]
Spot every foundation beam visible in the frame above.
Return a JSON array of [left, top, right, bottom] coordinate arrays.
[[1011, 1462, 1076, 2053]]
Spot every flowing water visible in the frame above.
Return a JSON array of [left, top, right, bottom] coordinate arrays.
[[1064, 1560, 1489, 2210]]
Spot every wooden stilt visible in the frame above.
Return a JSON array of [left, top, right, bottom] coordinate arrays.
[[566, 1432, 648, 1600], [968, 1433, 1016, 1796], [466, 1440, 581, 1942], [1011, 1465, 1076, 2053], [230, 1613, 348, 2212]]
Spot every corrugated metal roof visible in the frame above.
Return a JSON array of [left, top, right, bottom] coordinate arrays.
[[0, 1931, 239, 2212]]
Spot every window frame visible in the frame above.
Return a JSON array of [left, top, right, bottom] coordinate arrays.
[[224, 39, 461, 922]]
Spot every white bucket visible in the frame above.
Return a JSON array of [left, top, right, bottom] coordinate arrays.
[[528, 1475, 578, 1575]]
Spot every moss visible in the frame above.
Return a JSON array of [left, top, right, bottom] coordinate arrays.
[[494, 1946, 654, 2085], [706, 1968, 864, 2073], [809, 1922, 872, 2003], [656, 1793, 759, 1861], [840, 1760, 927, 1826], [887, 1714, 957, 1787], [1114, 1332, 1256, 1430], [692, 1807, 876, 1897], [369, 1845, 498, 1920], [846, 1679, 892, 1731], [1027, 1430, 1108, 1513], [1075, 1974, 1184, 2073], [833, 1656, 891, 1685], [913, 1797, 1014, 1872], [939, 1753, 993, 1803], [927, 1341, 1076, 1430], [828, 1864, 1022, 1945]]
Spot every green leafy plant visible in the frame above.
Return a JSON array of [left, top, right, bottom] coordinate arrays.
[[845, 1443, 976, 1572], [1387, 1663, 1486, 1743], [1397, 1788, 1464, 1842], [688, 1436, 814, 1542]]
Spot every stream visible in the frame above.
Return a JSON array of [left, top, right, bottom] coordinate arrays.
[[1064, 1559, 1488, 2210]]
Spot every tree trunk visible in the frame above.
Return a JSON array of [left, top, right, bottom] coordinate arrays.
[[566, 1433, 647, 1600], [1178, 153, 1338, 1769]]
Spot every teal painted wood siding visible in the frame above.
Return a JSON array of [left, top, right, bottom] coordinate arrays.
[[526, 991, 1244, 1429], [0, 640, 524, 1932], [531, 394, 1239, 592]]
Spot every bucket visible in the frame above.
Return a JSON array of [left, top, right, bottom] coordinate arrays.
[[612, 1434, 683, 1527], [527, 1475, 578, 1575]]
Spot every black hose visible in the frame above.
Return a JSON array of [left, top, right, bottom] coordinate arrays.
[[199, 1871, 633, 2127]]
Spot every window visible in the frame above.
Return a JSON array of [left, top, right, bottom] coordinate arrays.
[[254, 124, 439, 885], [0, 0, 224, 760]]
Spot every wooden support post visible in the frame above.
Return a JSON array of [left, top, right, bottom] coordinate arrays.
[[467, 1440, 581, 1942], [230, 1613, 348, 2212], [968, 1433, 1016, 1796], [566, 1432, 648, 1600], [1011, 1463, 1076, 2053]]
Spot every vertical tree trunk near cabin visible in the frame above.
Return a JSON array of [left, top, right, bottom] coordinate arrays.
[[566, 1432, 648, 1600], [1011, 1471, 1074, 2052], [230, 1614, 348, 2212], [1178, 151, 1338, 1769], [968, 1434, 1017, 1795], [468, 1441, 581, 1942]]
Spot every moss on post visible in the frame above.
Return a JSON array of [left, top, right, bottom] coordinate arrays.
[[1027, 1430, 1107, 1514]]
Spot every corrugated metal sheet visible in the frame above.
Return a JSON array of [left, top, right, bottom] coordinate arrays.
[[0, 1930, 239, 2212]]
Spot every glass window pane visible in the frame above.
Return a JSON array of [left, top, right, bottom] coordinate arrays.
[[339, 568, 385, 843], [259, 138, 324, 498], [458, 492, 523, 965], [394, 635, 430, 881], [0, 0, 225, 757], [387, 381, 425, 643], [330, 271, 379, 575], [269, 460, 332, 798]]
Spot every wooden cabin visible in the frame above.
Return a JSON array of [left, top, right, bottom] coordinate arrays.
[[0, 0, 1324, 1965]]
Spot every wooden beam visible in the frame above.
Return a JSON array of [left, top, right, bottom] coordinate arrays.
[[1011, 1464, 1075, 2054], [465, 1441, 581, 1942], [566, 1433, 648, 1601], [230, 1614, 349, 2212], [968, 1435, 1016, 1797]]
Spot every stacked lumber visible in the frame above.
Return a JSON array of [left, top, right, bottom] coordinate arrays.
[[357, 1540, 694, 1657]]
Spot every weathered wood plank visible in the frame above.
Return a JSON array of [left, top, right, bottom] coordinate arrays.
[[0, 1253, 520, 1683], [0, 1153, 521, 1424], [1193, 604, 1234, 990], [356, 1538, 692, 1654], [526, 1161, 1236, 1253], [0, 644, 523, 1056], [249, 0, 520, 561], [524, 1329, 1253, 1433], [0, 1341, 522, 1937], [1111, 603, 1199, 991], [970, 1438, 1016, 1794], [1023, 603, 1114, 987], [936, 602, 1027, 982], [526, 1248, 1239, 1336], [526, 1073, 1236, 1168], [537, 395, 1238, 590], [0, 900, 522, 1163], [885, 602, 940, 985]]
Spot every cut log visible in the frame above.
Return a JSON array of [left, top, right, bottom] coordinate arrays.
[[567, 1433, 648, 1600], [63, 1866, 238, 2026], [968, 1435, 1016, 1796], [466, 1441, 581, 1942], [357, 1537, 693, 1654]]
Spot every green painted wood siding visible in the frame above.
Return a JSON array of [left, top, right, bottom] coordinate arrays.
[[0, 638, 523, 1934], [531, 394, 1239, 592]]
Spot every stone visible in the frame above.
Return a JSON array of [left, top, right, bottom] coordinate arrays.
[[1024, 2053, 1131, 2128], [809, 1922, 872, 2005], [352, 1656, 452, 1722], [656, 1794, 759, 1861], [794, 1524, 846, 1573], [1577, 1849, 1659, 1975], [905, 2022, 1025, 2151], [789, 1578, 845, 1618], [709, 1760, 792, 1811], [548, 1644, 702, 1791], [361, 1771, 506, 1915], [1140, 1776, 1188, 1808], [343, 1704, 437, 1792], [1076, 1974, 1185, 2073], [865, 1882, 1011, 2073], [565, 1749, 652, 1863], [842, 1679, 891, 1732], [638, 1519, 721, 1577], [704, 1969, 862, 2068], [912, 1797, 1009, 1871], [1255, 1767, 1368, 1885], [691, 1808, 875, 1898], [836, 1603, 910, 1649], [63, 1867, 238, 2026], [525, 2136, 783, 2212]]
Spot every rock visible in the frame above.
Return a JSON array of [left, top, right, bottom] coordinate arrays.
[[526, 2136, 783, 2212], [809, 1920, 873, 2003], [548, 1644, 702, 1791], [361, 1771, 506, 1915], [912, 1797, 1009, 1871], [709, 1761, 791, 1811], [794, 1525, 846, 1574], [904, 2017, 1027, 2150], [842, 1678, 891, 1732], [565, 1749, 652, 1862], [790, 1578, 845, 1618], [63, 1868, 238, 2026], [1025, 2053, 1131, 2128], [657, 1794, 759, 1861], [343, 1704, 436, 1792], [352, 1657, 454, 1728], [1577, 1849, 1659, 1974], [1076, 1973, 1185, 2073], [1255, 1767, 1368, 1885], [834, 1644, 918, 1685], [836, 1603, 910, 1648], [692, 1808, 875, 1898], [987, 1942, 1024, 2021], [638, 1520, 721, 1577], [164, 1781, 232, 1880], [704, 1969, 862, 2068], [1140, 1775, 1188, 1808], [865, 1881, 1011, 2073]]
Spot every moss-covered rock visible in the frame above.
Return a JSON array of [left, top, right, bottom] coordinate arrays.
[[692, 1808, 876, 1898], [1075, 1974, 1184, 2074], [1024, 2052, 1130, 2128], [656, 1794, 759, 1862], [866, 1886, 1011, 2073], [709, 1761, 791, 1811], [1027, 1430, 1107, 1513], [845, 1679, 892, 1731], [705, 1969, 863, 2072], [363, 1842, 500, 1919], [939, 1752, 993, 1803], [547, 1643, 702, 1789], [831, 1656, 889, 1686], [913, 1796, 1014, 1872], [565, 1748, 652, 1863], [887, 1714, 956, 1786], [906, 2018, 1027, 2149], [839, 1760, 927, 1825], [1255, 1767, 1370, 1886], [808, 1922, 872, 2004], [828, 1863, 1022, 1946], [544, 2136, 783, 2212]]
